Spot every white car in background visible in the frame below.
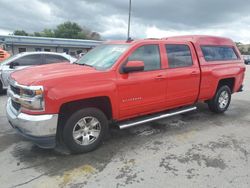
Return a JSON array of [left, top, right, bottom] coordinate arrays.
[[0, 52, 77, 93]]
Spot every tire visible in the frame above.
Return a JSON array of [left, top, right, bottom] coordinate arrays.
[[0, 81, 4, 94], [62, 107, 108, 154], [208, 85, 231, 113]]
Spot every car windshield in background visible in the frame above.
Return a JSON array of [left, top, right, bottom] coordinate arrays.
[[75, 44, 129, 70], [1, 54, 21, 65]]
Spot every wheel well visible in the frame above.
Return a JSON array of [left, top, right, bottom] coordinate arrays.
[[58, 96, 113, 122], [217, 78, 235, 92], [56, 96, 112, 146]]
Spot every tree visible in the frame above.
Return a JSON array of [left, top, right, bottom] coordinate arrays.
[[41, 29, 55, 37], [33, 32, 41, 37], [236, 42, 246, 55], [11, 22, 102, 40], [54, 22, 84, 39], [235, 42, 242, 46], [88, 32, 101, 40], [13, 30, 29, 36], [247, 47, 250, 55]]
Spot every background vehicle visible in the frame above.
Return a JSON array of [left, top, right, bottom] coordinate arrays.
[[79, 52, 87, 58], [245, 59, 250, 65], [0, 52, 76, 93], [243, 55, 250, 65], [7, 35, 245, 153], [0, 49, 10, 63]]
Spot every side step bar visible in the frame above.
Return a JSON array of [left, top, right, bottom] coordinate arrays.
[[118, 106, 197, 129]]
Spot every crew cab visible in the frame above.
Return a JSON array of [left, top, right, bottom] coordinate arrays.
[[6, 35, 245, 153]]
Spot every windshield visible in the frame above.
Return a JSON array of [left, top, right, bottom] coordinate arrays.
[[75, 44, 129, 69]]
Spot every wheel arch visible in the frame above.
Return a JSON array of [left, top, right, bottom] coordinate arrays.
[[56, 96, 113, 145], [217, 77, 235, 92], [58, 96, 113, 122]]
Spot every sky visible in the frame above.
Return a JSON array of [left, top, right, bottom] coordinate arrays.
[[0, 0, 250, 43]]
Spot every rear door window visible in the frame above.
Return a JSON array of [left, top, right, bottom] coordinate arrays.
[[165, 44, 193, 68], [16, 54, 42, 66], [44, 54, 69, 64], [201, 46, 238, 61]]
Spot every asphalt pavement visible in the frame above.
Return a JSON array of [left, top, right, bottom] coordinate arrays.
[[0, 66, 250, 188]]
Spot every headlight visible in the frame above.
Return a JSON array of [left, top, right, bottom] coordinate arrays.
[[19, 86, 44, 111], [8, 78, 45, 111], [20, 87, 43, 98]]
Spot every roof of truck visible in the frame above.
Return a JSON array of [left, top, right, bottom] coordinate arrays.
[[165, 35, 234, 45], [105, 35, 235, 46]]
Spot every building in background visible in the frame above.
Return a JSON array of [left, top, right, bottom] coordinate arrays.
[[0, 35, 102, 57]]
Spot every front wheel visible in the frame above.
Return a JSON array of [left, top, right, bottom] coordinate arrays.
[[0, 81, 4, 94], [208, 85, 231, 113], [62, 107, 108, 154]]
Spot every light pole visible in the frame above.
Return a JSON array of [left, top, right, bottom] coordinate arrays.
[[127, 0, 132, 41]]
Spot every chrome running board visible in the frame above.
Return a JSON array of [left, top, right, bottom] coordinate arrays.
[[118, 106, 197, 129]]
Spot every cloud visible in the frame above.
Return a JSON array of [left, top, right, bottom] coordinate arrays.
[[0, 0, 250, 43], [0, 29, 11, 35]]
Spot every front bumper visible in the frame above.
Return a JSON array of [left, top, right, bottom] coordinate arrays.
[[237, 85, 243, 92], [6, 98, 58, 148]]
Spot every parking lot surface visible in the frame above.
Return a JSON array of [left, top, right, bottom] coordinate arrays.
[[0, 67, 250, 188]]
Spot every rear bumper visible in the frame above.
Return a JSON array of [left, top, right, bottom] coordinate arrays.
[[6, 98, 58, 148]]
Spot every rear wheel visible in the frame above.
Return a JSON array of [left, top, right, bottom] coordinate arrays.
[[62, 107, 108, 154], [208, 85, 231, 113]]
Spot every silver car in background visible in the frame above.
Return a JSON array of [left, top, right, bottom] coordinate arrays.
[[0, 52, 77, 93]]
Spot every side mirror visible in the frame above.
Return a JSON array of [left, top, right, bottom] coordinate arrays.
[[122, 61, 144, 73], [9, 62, 19, 69]]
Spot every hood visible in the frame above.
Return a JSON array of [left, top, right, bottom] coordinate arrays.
[[11, 63, 102, 86]]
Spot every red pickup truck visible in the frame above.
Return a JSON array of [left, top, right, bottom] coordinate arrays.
[[7, 35, 245, 153]]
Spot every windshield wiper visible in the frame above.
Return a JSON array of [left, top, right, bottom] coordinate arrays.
[[75, 62, 94, 67], [83, 64, 94, 67]]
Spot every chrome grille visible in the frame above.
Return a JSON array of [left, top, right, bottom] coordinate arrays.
[[11, 100, 21, 111], [10, 85, 20, 95]]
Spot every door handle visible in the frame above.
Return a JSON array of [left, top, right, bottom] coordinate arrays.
[[155, 75, 166, 80], [190, 71, 199, 76]]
